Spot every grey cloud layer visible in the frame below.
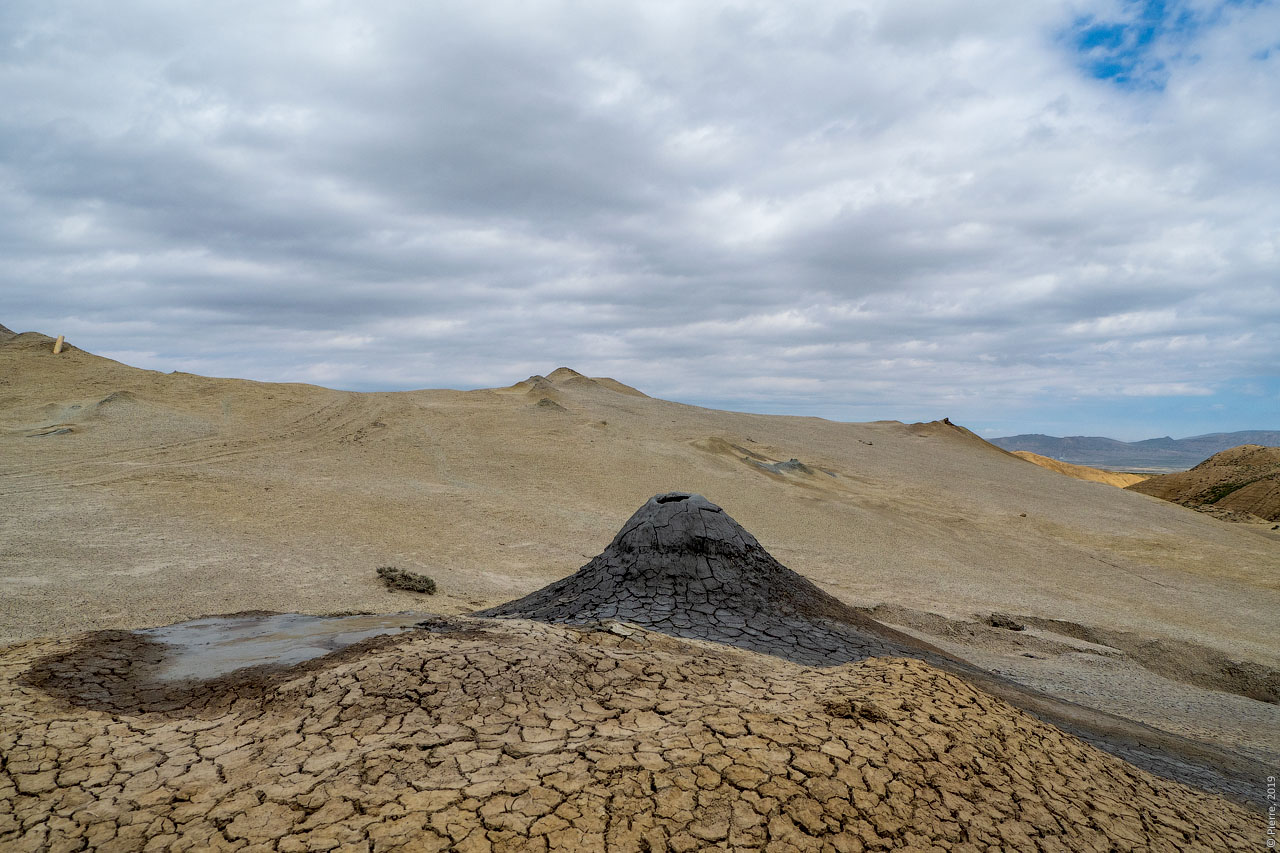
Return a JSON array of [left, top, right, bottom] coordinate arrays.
[[2, 0, 1277, 435]]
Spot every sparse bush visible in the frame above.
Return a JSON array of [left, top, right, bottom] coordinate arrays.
[[377, 566, 437, 594], [1199, 480, 1253, 505]]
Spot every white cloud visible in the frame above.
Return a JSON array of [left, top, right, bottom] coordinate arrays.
[[1, 0, 1276, 436], [1119, 383, 1214, 398]]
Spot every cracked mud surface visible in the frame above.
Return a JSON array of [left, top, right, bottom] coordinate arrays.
[[477, 494, 953, 668], [5, 481, 1269, 845], [1, 618, 1256, 852], [1, 493, 1259, 852], [478, 494, 1269, 805]]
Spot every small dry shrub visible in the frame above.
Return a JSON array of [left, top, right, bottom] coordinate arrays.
[[377, 566, 437, 594]]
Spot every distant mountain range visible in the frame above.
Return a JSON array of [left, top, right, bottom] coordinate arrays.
[[988, 431, 1280, 472]]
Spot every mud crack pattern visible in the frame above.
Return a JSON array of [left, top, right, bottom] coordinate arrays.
[[0, 619, 1253, 852]]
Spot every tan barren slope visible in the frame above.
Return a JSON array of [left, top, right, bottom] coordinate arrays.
[[1, 330, 1277, 848], [1127, 444, 1280, 522], [3, 331, 1273, 657], [1012, 451, 1149, 487], [2, 331, 1277, 771]]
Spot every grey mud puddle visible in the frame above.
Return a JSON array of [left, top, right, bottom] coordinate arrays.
[[136, 612, 428, 682]]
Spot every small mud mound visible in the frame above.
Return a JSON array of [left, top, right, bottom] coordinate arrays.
[[478, 493, 944, 667], [534, 397, 567, 412], [763, 457, 814, 475], [548, 367, 647, 396], [546, 366, 585, 382], [908, 418, 995, 445], [754, 457, 836, 477], [511, 375, 556, 394], [694, 438, 838, 481], [0, 321, 14, 340], [2, 620, 1255, 850], [509, 367, 646, 398], [11, 387, 216, 442]]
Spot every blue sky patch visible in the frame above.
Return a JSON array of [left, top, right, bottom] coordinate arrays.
[[1063, 0, 1255, 89]]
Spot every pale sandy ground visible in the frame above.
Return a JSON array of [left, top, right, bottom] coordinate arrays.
[[2, 331, 1278, 769]]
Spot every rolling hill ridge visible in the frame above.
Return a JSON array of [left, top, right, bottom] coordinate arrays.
[[990, 430, 1280, 471]]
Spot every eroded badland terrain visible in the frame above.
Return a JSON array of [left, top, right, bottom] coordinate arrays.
[[2, 329, 1277, 850], [1127, 444, 1280, 523]]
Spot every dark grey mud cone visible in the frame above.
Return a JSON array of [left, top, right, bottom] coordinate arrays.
[[478, 492, 950, 666], [478, 493, 1267, 800]]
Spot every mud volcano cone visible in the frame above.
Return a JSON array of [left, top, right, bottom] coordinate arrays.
[[480, 492, 945, 666]]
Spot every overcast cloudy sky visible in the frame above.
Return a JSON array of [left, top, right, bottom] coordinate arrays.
[[3, 0, 1277, 439]]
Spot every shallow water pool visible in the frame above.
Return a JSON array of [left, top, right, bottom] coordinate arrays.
[[137, 612, 427, 682]]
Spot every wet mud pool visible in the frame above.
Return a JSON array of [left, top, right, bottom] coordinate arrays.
[[135, 612, 428, 682]]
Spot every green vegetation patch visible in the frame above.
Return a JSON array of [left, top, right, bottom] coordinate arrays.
[[1199, 478, 1265, 505]]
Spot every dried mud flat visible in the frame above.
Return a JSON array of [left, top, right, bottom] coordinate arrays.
[[1, 619, 1257, 852], [0, 492, 1270, 851], [2, 330, 1278, 850]]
